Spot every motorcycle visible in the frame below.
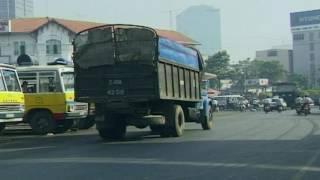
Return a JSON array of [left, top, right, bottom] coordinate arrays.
[[264, 104, 271, 113], [296, 103, 311, 116]]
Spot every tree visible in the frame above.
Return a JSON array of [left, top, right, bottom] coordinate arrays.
[[287, 73, 308, 89], [205, 51, 231, 89], [247, 60, 285, 82]]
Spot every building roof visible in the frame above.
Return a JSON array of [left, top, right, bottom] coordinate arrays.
[[10, 17, 103, 33], [9, 17, 198, 45]]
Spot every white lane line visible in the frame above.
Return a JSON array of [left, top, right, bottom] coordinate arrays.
[[292, 150, 320, 180], [0, 146, 55, 153], [2, 157, 320, 173]]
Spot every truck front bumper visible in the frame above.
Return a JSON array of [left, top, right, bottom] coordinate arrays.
[[0, 112, 24, 123], [64, 111, 88, 119]]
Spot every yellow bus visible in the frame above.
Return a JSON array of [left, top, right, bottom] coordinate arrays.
[[17, 65, 89, 134], [0, 64, 25, 133]]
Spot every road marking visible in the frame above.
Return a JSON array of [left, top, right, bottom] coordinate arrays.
[[0, 146, 55, 153], [292, 150, 320, 180], [2, 157, 320, 173]]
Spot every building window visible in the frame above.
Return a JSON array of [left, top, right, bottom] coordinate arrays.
[[309, 32, 314, 41], [13, 41, 26, 55], [46, 39, 62, 55], [267, 50, 278, 57], [14, 42, 19, 55], [310, 43, 315, 51], [310, 53, 315, 62], [293, 34, 304, 41]]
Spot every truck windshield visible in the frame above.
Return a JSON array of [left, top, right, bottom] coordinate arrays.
[[74, 26, 156, 69], [61, 72, 74, 91], [1, 69, 21, 92]]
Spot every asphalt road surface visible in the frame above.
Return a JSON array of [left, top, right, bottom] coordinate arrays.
[[1, 109, 320, 180]]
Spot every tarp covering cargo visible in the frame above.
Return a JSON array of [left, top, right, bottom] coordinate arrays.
[[74, 25, 200, 70], [159, 37, 199, 70]]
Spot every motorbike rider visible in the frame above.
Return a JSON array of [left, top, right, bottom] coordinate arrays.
[[263, 96, 272, 111], [295, 95, 304, 109], [303, 95, 313, 110]]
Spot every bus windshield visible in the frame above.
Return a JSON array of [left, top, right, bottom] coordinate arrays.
[[1, 69, 21, 92], [61, 72, 74, 91], [74, 25, 156, 69]]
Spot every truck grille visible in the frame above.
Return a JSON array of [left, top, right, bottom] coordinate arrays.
[[0, 105, 21, 112], [74, 104, 88, 111]]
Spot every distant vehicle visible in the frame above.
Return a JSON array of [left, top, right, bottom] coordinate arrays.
[[270, 97, 287, 112], [73, 24, 215, 139], [17, 65, 92, 134], [212, 95, 245, 110], [0, 64, 25, 133], [272, 82, 298, 108]]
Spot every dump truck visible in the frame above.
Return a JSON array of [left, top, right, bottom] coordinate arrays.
[[73, 24, 214, 139]]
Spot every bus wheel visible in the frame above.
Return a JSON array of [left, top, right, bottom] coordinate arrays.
[[30, 111, 56, 135], [201, 107, 213, 130], [0, 123, 5, 133], [97, 114, 126, 140]]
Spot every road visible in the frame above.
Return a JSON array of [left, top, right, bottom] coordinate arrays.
[[0, 110, 320, 180]]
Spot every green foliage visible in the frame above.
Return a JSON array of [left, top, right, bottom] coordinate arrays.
[[287, 74, 308, 89], [302, 89, 320, 97], [206, 51, 231, 88], [206, 50, 230, 79], [247, 60, 284, 82]]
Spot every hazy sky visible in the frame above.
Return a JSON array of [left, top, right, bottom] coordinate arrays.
[[34, 0, 320, 62]]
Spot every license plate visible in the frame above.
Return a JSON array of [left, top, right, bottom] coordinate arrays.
[[6, 114, 14, 118]]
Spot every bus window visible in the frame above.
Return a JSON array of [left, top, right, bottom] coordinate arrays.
[[39, 72, 61, 93], [0, 72, 6, 91], [2, 69, 21, 92], [18, 72, 37, 93]]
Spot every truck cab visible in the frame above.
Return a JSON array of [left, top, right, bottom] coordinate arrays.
[[17, 65, 90, 134], [0, 64, 25, 133]]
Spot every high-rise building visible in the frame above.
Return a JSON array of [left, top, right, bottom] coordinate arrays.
[[176, 5, 222, 56], [290, 9, 320, 88], [256, 49, 294, 74], [0, 0, 33, 20]]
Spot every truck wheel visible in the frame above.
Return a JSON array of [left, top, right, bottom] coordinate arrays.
[[201, 107, 213, 130], [78, 117, 95, 130], [30, 111, 56, 135], [0, 123, 5, 133], [54, 120, 73, 133], [98, 115, 126, 140], [162, 104, 185, 137]]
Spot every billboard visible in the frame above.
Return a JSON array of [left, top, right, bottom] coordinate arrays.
[[245, 79, 269, 87], [0, 20, 10, 32], [290, 9, 320, 27]]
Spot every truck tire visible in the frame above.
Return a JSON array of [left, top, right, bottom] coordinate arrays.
[[201, 107, 213, 130], [29, 111, 56, 135], [0, 123, 5, 133], [78, 117, 95, 130], [162, 104, 185, 137], [98, 114, 126, 140], [54, 120, 73, 133]]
